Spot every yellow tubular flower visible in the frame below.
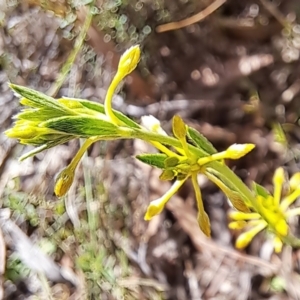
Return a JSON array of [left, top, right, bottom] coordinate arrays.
[[225, 144, 255, 159], [104, 45, 140, 125], [280, 188, 300, 212], [273, 167, 284, 206], [54, 166, 75, 197], [289, 172, 300, 191], [144, 178, 187, 220], [118, 45, 141, 76], [228, 221, 247, 230], [273, 236, 283, 253], [229, 167, 300, 252], [228, 211, 261, 220], [197, 144, 255, 166], [54, 137, 98, 197], [235, 222, 267, 249]]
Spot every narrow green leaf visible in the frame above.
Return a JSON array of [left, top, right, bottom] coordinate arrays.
[[204, 166, 251, 212], [63, 98, 105, 113], [136, 153, 167, 169], [19, 133, 67, 146], [10, 84, 75, 115], [41, 116, 120, 137], [19, 136, 74, 161], [57, 98, 85, 109], [17, 108, 66, 122], [19, 144, 48, 161], [252, 182, 271, 198], [62, 97, 140, 129], [187, 127, 217, 155], [172, 115, 187, 139]]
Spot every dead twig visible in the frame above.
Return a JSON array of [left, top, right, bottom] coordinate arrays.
[[156, 0, 226, 33]]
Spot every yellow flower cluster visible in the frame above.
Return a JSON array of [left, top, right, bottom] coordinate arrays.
[[229, 167, 300, 252]]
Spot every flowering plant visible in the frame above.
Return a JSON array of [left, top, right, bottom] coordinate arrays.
[[6, 46, 300, 250]]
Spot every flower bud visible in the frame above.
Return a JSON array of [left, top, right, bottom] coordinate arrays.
[[273, 167, 285, 186], [289, 172, 300, 191], [144, 197, 166, 220], [273, 236, 283, 253], [229, 211, 260, 221], [226, 144, 255, 159], [197, 212, 211, 237], [228, 221, 247, 230], [118, 45, 141, 77], [6, 125, 43, 139], [235, 223, 266, 249], [54, 167, 75, 197], [235, 231, 253, 249]]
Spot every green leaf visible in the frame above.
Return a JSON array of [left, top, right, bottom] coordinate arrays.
[[17, 108, 67, 122], [252, 182, 271, 198], [41, 116, 121, 137], [19, 144, 48, 161], [187, 127, 217, 155], [159, 170, 175, 181], [19, 136, 74, 161], [58, 99, 103, 118], [62, 97, 140, 129], [164, 156, 179, 168], [19, 133, 68, 146], [57, 98, 86, 109], [10, 84, 75, 115], [136, 153, 167, 169], [204, 166, 251, 212], [172, 115, 186, 139]]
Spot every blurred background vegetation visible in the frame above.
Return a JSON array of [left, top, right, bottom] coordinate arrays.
[[1, 0, 300, 299]]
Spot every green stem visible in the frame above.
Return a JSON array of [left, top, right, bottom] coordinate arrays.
[[69, 137, 98, 171], [104, 73, 125, 125], [121, 127, 208, 158]]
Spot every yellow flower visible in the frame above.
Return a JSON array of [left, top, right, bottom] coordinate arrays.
[[229, 167, 300, 253], [197, 143, 255, 166], [105, 45, 140, 125], [54, 166, 75, 197], [144, 179, 186, 220], [118, 45, 141, 78]]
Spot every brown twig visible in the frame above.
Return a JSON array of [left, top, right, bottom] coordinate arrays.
[[156, 0, 227, 33], [259, 0, 288, 28]]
